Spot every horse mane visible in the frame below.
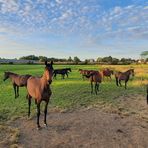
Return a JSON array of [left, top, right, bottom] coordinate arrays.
[[5, 71, 18, 76]]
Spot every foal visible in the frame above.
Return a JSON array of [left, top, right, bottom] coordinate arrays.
[[115, 69, 134, 89], [3, 72, 31, 98], [26, 61, 53, 129], [84, 71, 102, 95]]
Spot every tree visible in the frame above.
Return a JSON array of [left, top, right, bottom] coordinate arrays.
[[73, 56, 81, 64], [39, 56, 47, 62], [96, 57, 103, 62], [68, 56, 73, 62], [102, 56, 112, 63], [19, 55, 39, 60], [140, 51, 148, 60], [111, 58, 119, 65]]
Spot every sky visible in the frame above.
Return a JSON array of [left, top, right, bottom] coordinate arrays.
[[0, 0, 148, 60]]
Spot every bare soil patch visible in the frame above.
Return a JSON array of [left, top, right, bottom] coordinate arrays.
[[1, 94, 148, 148]]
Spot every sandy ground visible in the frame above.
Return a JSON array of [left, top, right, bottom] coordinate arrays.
[[1, 94, 148, 148]]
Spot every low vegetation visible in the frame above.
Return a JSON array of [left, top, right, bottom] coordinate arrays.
[[0, 64, 147, 123]]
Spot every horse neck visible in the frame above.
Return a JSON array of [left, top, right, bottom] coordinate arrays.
[[8, 73, 17, 80], [125, 70, 132, 76], [41, 72, 48, 87]]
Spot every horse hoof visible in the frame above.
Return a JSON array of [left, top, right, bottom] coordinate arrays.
[[37, 126, 41, 130], [44, 123, 48, 127]]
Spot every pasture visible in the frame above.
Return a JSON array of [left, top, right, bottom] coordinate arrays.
[[0, 64, 148, 147]]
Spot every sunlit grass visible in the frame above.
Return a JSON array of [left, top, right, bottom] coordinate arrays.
[[0, 64, 147, 122]]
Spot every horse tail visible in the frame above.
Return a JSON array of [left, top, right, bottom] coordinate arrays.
[[146, 84, 148, 104]]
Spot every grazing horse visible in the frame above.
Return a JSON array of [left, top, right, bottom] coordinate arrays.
[[102, 68, 114, 80], [115, 69, 134, 89], [79, 69, 95, 80], [53, 68, 71, 79], [84, 71, 102, 95], [3, 72, 31, 98], [26, 61, 53, 129]]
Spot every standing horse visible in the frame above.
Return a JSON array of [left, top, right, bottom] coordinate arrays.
[[115, 69, 134, 89], [84, 71, 102, 95], [102, 68, 114, 81], [3, 72, 31, 98], [53, 68, 71, 79], [26, 61, 53, 129]]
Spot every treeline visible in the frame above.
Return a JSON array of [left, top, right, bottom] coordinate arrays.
[[19, 55, 81, 63], [18, 55, 140, 65]]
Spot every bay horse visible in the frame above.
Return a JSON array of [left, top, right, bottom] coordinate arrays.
[[102, 68, 114, 80], [3, 72, 31, 98], [26, 61, 53, 129], [79, 69, 95, 80], [115, 69, 134, 89], [84, 71, 102, 95], [53, 68, 71, 79]]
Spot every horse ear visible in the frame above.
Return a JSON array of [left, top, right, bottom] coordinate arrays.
[[45, 61, 48, 65], [51, 61, 53, 65]]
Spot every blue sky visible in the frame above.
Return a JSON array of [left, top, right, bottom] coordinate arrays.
[[0, 0, 148, 60]]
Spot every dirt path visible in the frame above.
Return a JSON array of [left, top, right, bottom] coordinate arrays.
[[1, 94, 148, 148], [13, 109, 148, 148]]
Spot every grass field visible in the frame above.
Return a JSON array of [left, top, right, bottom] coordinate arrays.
[[0, 64, 148, 123]]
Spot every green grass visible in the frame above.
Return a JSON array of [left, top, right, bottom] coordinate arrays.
[[0, 64, 147, 122]]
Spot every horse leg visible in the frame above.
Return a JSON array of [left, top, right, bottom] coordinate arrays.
[[36, 102, 41, 129], [91, 82, 93, 94], [13, 84, 17, 98], [109, 76, 112, 81], [97, 83, 100, 92], [17, 86, 19, 97], [119, 80, 122, 87], [66, 72, 68, 78], [26, 94, 32, 118], [125, 80, 128, 89], [28, 98, 31, 118], [44, 100, 49, 127], [115, 77, 119, 86], [82, 75, 84, 80], [95, 83, 97, 95]]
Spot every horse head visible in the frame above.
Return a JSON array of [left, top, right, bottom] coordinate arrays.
[[45, 61, 54, 84]]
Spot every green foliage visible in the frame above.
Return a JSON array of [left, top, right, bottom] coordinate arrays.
[[73, 56, 81, 64]]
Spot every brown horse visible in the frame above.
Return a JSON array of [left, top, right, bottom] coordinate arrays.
[[3, 72, 31, 98], [102, 68, 114, 80], [79, 69, 95, 80], [115, 69, 134, 89], [26, 61, 53, 129], [84, 71, 102, 95]]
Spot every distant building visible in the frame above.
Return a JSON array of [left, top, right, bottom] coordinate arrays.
[[87, 59, 95, 63]]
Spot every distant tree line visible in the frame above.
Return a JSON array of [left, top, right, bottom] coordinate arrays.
[[19, 55, 81, 64], [1, 50, 147, 65], [18, 55, 139, 65]]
